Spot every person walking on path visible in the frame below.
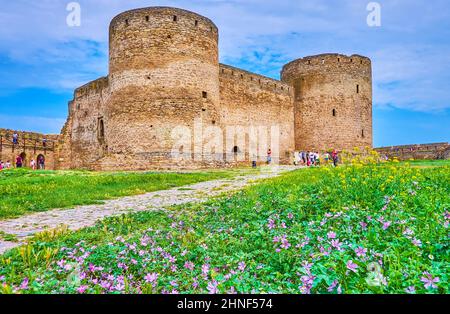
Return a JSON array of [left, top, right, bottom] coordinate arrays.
[[267, 148, 272, 165]]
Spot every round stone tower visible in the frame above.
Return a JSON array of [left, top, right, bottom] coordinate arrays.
[[105, 7, 220, 167], [281, 54, 372, 151]]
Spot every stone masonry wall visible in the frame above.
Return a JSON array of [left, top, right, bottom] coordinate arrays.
[[375, 143, 450, 160], [48, 8, 374, 171], [219, 64, 295, 164], [94, 7, 221, 170], [281, 54, 373, 151], [0, 128, 57, 169]]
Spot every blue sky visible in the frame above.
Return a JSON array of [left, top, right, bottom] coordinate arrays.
[[0, 0, 449, 147]]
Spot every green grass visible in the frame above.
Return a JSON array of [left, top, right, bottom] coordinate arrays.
[[0, 161, 448, 294], [398, 159, 450, 167], [0, 168, 235, 220]]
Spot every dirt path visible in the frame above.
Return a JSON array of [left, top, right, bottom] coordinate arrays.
[[0, 166, 297, 254]]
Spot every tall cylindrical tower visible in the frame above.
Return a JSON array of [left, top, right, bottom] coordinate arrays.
[[105, 7, 220, 166], [281, 54, 372, 151]]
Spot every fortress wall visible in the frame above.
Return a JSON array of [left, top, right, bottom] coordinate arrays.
[[219, 64, 295, 163], [282, 54, 373, 151], [375, 143, 450, 160], [61, 77, 110, 169], [96, 7, 220, 170], [0, 128, 57, 169]]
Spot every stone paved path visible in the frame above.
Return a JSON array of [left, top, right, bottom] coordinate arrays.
[[0, 166, 297, 254]]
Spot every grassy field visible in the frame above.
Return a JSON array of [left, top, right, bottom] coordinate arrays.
[[400, 159, 450, 167], [0, 168, 235, 220], [0, 161, 448, 294]]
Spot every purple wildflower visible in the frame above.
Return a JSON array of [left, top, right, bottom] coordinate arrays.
[[144, 273, 158, 284], [19, 278, 29, 290], [421, 272, 439, 289], [412, 238, 422, 247], [355, 247, 367, 257], [267, 218, 276, 229], [184, 261, 194, 271], [346, 260, 358, 273], [327, 280, 339, 292], [77, 285, 88, 294], [207, 280, 219, 294], [405, 286, 416, 294]]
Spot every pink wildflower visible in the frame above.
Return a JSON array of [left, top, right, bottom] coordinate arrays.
[[207, 280, 219, 294], [346, 260, 358, 273], [144, 273, 158, 284], [355, 247, 367, 257], [421, 272, 439, 289]]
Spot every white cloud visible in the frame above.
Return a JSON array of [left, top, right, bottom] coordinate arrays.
[[0, 0, 448, 113]]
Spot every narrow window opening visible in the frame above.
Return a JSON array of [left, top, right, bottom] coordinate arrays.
[[357, 85, 360, 93], [240, 74, 244, 79], [173, 15, 177, 22], [98, 118, 105, 141], [362, 129, 365, 138], [332, 109, 336, 117], [233, 146, 239, 153], [146, 16, 149, 22], [125, 19, 129, 26], [212, 120, 216, 125], [307, 60, 311, 65], [338, 58, 340, 62], [202, 91, 208, 98], [195, 20, 198, 26]]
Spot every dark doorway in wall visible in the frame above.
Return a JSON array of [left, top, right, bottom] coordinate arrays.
[[37, 154, 45, 169], [20, 152, 26, 165], [332, 109, 336, 117], [233, 146, 239, 153]]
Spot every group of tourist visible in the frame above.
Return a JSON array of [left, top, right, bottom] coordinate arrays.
[[294, 149, 339, 167], [0, 155, 45, 171], [10, 132, 48, 147], [0, 160, 12, 170]]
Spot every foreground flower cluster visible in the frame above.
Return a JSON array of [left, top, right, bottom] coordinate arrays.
[[0, 163, 448, 294]]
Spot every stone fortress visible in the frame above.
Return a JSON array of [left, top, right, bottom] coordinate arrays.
[[2, 7, 377, 170]]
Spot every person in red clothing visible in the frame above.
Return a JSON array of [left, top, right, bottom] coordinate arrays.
[[331, 149, 339, 167], [16, 155, 23, 168], [267, 148, 272, 164]]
